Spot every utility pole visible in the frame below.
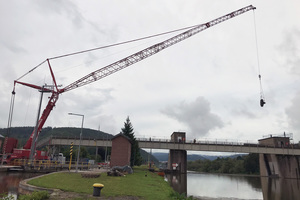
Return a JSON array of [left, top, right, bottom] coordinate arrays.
[[68, 113, 84, 172]]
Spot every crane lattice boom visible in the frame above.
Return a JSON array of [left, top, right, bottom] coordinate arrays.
[[13, 5, 255, 150], [62, 5, 255, 93]]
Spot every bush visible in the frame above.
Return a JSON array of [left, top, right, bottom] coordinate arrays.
[[18, 191, 49, 200], [169, 191, 195, 200]]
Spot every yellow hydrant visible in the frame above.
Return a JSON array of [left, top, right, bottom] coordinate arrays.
[[93, 183, 104, 197]]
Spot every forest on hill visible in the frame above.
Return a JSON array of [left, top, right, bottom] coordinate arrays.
[[187, 153, 260, 174], [0, 126, 113, 148]]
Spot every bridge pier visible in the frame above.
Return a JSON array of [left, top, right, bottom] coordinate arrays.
[[259, 136, 300, 179], [167, 132, 187, 174], [259, 154, 300, 178]]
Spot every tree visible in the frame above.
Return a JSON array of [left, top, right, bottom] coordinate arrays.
[[120, 116, 142, 166], [244, 153, 259, 174]]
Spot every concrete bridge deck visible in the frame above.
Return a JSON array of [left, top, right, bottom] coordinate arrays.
[[38, 136, 300, 155]]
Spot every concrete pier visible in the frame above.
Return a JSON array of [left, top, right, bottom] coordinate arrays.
[[259, 136, 300, 178], [167, 132, 187, 174]]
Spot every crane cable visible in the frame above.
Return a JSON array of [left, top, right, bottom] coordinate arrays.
[[15, 24, 200, 82], [11, 23, 201, 136], [6, 90, 16, 137], [253, 10, 266, 107]]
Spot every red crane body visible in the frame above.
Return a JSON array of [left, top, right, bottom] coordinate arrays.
[[5, 5, 255, 162]]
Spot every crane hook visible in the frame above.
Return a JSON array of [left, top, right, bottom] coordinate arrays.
[[260, 98, 266, 107], [258, 75, 266, 107]]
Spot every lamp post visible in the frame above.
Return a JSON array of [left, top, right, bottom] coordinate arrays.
[[68, 112, 84, 172]]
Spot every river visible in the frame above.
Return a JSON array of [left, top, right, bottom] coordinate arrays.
[[166, 172, 300, 200], [0, 172, 40, 199], [1, 171, 300, 199]]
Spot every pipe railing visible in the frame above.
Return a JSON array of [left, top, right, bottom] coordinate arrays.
[[40, 135, 300, 149]]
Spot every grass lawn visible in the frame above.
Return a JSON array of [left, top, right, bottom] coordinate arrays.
[[28, 166, 174, 199]]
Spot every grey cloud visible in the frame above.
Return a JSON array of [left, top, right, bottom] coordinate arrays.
[[34, 0, 85, 29], [161, 97, 224, 138], [62, 87, 114, 113], [278, 29, 300, 75], [1, 41, 27, 54], [231, 105, 256, 119], [285, 91, 300, 131]]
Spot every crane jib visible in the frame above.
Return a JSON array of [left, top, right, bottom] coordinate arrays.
[[12, 5, 256, 152], [62, 5, 255, 93]]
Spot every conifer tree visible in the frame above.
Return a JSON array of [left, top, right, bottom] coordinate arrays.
[[120, 116, 142, 166]]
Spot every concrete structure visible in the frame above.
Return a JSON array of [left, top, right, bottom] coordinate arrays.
[[168, 132, 187, 173], [171, 132, 186, 143], [110, 134, 131, 167], [259, 136, 300, 178], [43, 133, 300, 178], [42, 136, 300, 156]]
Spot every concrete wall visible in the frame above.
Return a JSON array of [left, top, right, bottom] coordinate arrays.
[[259, 153, 300, 178], [168, 132, 187, 173], [110, 135, 131, 167], [258, 136, 300, 179], [168, 149, 187, 174], [171, 132, 186, 143], [259, 136, 290, 148]]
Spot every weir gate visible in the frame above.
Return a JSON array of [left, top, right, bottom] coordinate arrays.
[[38, 132, 300, 179]]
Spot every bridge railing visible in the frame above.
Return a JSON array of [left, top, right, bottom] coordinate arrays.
[[136, 137, 300, 149], [10, 159, 92, 170], [136, 137, 257, 146], [42, 135, 300, 149]]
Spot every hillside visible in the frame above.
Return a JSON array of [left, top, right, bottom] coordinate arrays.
[[0, 126, 113, 148], [153, 152, 247, 162]]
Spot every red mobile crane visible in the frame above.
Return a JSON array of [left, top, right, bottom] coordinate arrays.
[[2, 5, 256, 164]]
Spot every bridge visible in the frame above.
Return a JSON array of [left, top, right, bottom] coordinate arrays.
[[37, 132, 300, 179], [38, 136, 300, 156]]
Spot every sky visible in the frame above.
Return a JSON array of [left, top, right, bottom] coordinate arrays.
[[0, 0, 300, 146]]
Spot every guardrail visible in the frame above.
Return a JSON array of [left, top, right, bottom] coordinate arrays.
[[10, 159, 92, 171], [41, 135, 300, 150]]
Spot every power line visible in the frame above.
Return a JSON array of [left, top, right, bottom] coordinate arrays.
[[15, 24, 200, 81]]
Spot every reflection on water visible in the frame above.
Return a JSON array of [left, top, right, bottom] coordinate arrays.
[[165, 173, 187, 195], [2, 171, 300, 200], [166, 172, 300, 200], [261, 177, 300, 200], [0, 172, 40, 198], [187, 173, 263, 199]]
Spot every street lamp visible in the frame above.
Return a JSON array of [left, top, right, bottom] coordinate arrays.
[[68, 112, 84, 172]]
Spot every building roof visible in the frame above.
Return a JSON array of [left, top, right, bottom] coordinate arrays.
[[171, 132, 186, 136], [258, 136, 290, 141], [112, 133, 132, 143]]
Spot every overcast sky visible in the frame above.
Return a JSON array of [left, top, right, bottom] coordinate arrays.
[[1, 0, 299, 145]]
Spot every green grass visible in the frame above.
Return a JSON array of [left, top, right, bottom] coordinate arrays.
[[28, 166, 174, 199]]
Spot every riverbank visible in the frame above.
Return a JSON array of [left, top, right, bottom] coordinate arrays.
[[21, 166, 175, 199]]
